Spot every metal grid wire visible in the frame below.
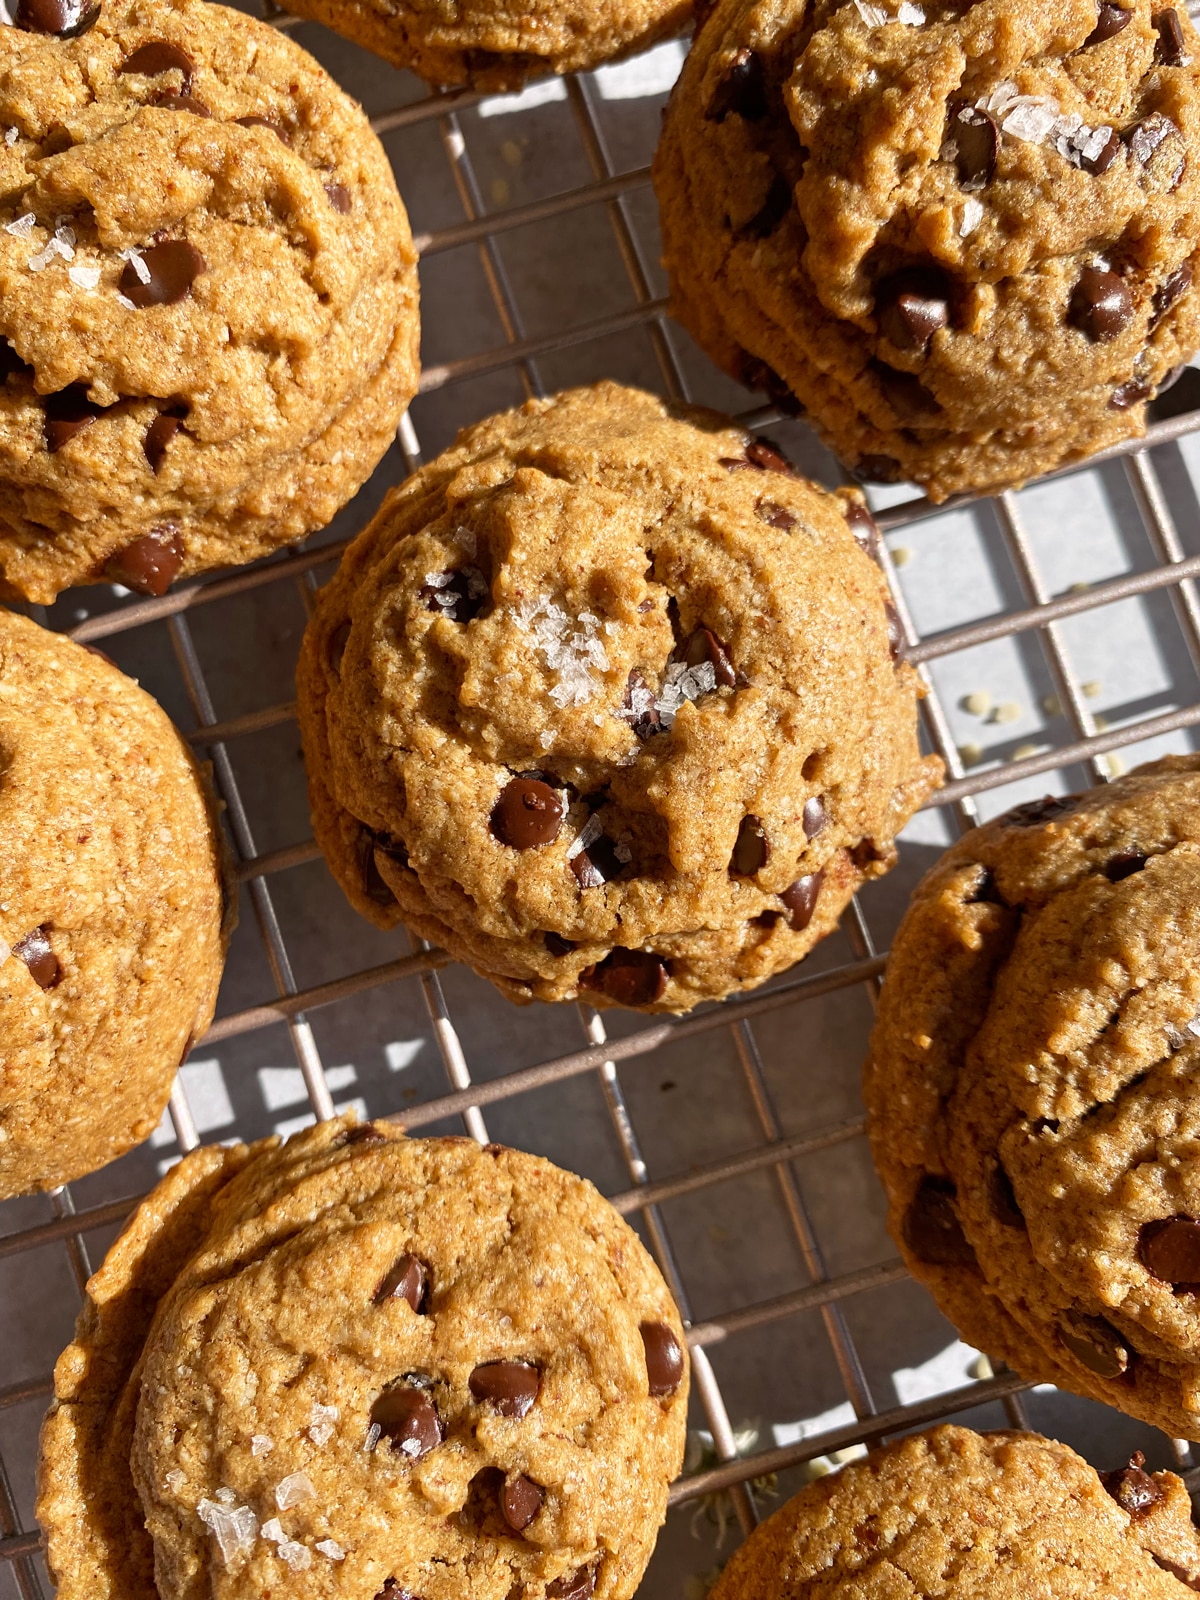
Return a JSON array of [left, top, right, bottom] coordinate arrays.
[[7, 5, 1200, 1592]]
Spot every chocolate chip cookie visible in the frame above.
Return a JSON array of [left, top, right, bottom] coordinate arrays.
[[653, 0, 1200, 502], [0, 608, 232, 1197], [38, 1116, 689, 1600], [0, 0, 420, 603], [274, 0, 692, 91], [864, 755, 1200, 1439], [295, 382, 941, 1014], [707, 1426, 1200, 1598]]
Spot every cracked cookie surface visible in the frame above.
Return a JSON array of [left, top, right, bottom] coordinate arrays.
[[866, 755, 1200, 1438], [653, 0, 1200, 501], [0, 607, 232, 1197], [37, 1116, 688, 1600], [708, 1426, 1200, 1598], [0, 0, 419, 602], [295, 381, 941, 1015]]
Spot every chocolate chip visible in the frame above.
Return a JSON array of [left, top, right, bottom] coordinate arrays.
[[14, 0, 99, 36], [944, 104, 998, 190], [876, 268, 951, 353], [742, 172, 791, 239], [623, 667, 665, 741], [1110, 377, 1154, 410], [420, 568, 487, 622], [872, 362, 941, 420], [104, 524, 184, 596], [120, 240, 205, 309], [469, 1360, 540, 1418], [1058, 1311, 1130, 1378], [855, 454, 904, 483], [1152, 1555, 1200, 1589], [640, 1321, 684, 1396], [119, 40, 194, 89], [1124, 113, 1185, 187], [358, 829, 398, 906], [325, 182, 352, 213], [501, 1474, 543, 1532], [1080, 127, 1123, 176], [571, 835, 624, 887], [902, 1176, 977, 1267], [1070, 267, 1134, 343], [1002, 794, 1078, 826], [705, 48, 767, 122], [377, 1585, 418, 1600], [544, 931, 576, 956], [1105, 849, 1148, 881], [780, 871, 823, 931], [374, 1253, 427, 1311], [1101, 1452, 1165, 1517], [1152, 263, 1192, 328], [490, 777, 565, 850], [1084, 2, 1132, 45], [746, 437, 798, 473], [1154, 7, 1188, 64], [967, 867, 1005, 905], [12, 925, 60, 990], [236, 114, 292, 144], [730, 815, 770, 876], [682, 626, 736, 687], [989, 1162, 1024, 1228], [343, 1122, 386, 1145], [581, 947, 669, 1006], [844, 500, 881, 558], [757, 500, 796, 530], [885, 600, 905, 660], [803, 796, 827, 838], [143, 407, 185, 471], [153, 92, 210, 115], [0, 343, 34, 384], [547, 1570, 595, 1600], [1139, 1215, 1200, 1288], [43, 385, 102, 451], [370, 1387, 443, 1458]]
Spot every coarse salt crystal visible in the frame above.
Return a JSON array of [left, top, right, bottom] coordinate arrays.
[[277, 1539, 312, 1572], [613, 841, 633, 865], [654, 660, 717, 729], [276, 1472, 316, 1510], [309, 1402, 338, 1446], [566, 812, 603, 860], [853, 0, 889, 21], [121, 248, 151, 285], [197, 1499, 258, 1567], [513, 595, 610, 707], [164, 1469, 186, 1493], [959, 197, 984, 237], [251, 1435, 274, 1457], [316, 1540, 345, 1561], [261, 1518, 285, 1544], [116, 293, 138, 310], [1001, 99, 1061, 144], [215, 1487, 238, 1506], [5, 213, 35, 239], [363, 1423, 382, 1453], [896, 1, 925, 20], [4, 127, 17, 146], [68, 263, 100, 290], [0, 937, 10, 964]]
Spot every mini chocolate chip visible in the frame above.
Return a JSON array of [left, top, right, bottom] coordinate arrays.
[[12, 925, 60, 990], [742, 172, 791, 239], [780, 871, 823, 931], [105, 525, 184, 596], [705, 48, 768, 122], [944, 103, 998, 190], [730, 815, 770, 876], [1111, 377, 1154, 410], [640, 1321, 685, 1396], [855, 454, 904, 483], [844, 500, 881, 559], [236, 114, 292, 144], [370, 1387, 443, 1458], [746, 437, 797, 474], [571, 835, 624, 887], [581, 947, 669, 1006], [153, 92, 211, 115], [803, 796, 827, 838], [119, 40, 195, 89], [683, 626, 736, 687], [43, 385, 102, 451], [1080, 127, 1123, 176], [1058, 1311, 1129, 1378], [989, 1162, 1025, 1228], [15, 0, 99, 36], [358, 829, 397, 906], [501, 1474, 543, 1532], [1070, 267, 1134, 343], [903, 1176, 977, 1267], [325, 182, 352, 213], [1139, 1215, 1200, 1288], [120, 239, 205, 308], [1084, 2, 1132, 45], [1101, 1452, 1164, 1517], [1003, 794, 1078, 826], [1154, 7, 1188, 64], [1105, 849, 1148, 881], [885, 600, 905, 660], [0, 343, 34, 384], [547, 1570, 595, 1600], [544, 931, 576, 956], [757, 500, 796, 530], [490, 777, 565, 850], [1152, 263, 1193, 327], [469, 1360, 540, 1418], [343, 1122, 386, 1144], [876, 268, 951, 353], [420, 568, 487, 622], [375, 1253, 427, 1311], [872, 362, 941, 420], [143, 407, 185, 471]]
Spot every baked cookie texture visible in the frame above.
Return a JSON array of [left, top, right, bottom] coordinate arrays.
[[38, 1116, 690, 1600], [295, 382, 942, 1015], [0, 608, 232, 1198], [0, 0, 420, 604], [865, 756, 1200, 1439], [707, 1426, 1200, 1598], [274, 0, 692, 91], [653, 0, 1200, 502]]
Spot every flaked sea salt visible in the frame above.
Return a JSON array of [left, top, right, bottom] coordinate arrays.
[[979, 79, 1112, 169], [164, 1469, 186, 1494], [854, 0, 923, 22], [896, 2, 925, 20], [316, 1540, 346, 1561], [261, 1517, 285, 1544], [514, 595, 610, 707], [4, 213, 35, 239], [853, 0, 889, 22], [276, 1471, 316, 1510], [68, 263, 100, 290], [4, 128, 17, 147], [363, 1422, 382, 1453], [654, 660, 717, 729], [215, 1487, 238, 1507], [116, 293, 138, 310], [959, 197, 984, 237], [251, 1435, 275, 1457], [277, 1539, 312, 1572], [27, 218, 76, 274], [309, 1402, 339, 1446], [197, 1498, 259, 1567], [121, 247, 152, 285], [613, 841, 633, 865], [566, 812, 603, 861]]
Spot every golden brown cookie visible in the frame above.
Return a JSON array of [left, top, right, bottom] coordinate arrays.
[[38, 1116, 689, 1600], [653, 0, 1200, 502], [865, 755, 1200, 1439], [0, 607, 232, 1197], [295, 382, 942, 1015], [275, 0, 692, 91], [0, 0, 420, 603], [708, 1426, 1200, 1598]]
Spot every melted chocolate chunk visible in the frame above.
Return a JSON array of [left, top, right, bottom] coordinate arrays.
[[236, 114, 292, 144], [780, 870, 823, 931], [1154, 7, 1187, 64], [547, 1570, 595, 1600], [682, 625, 736, 687], [989, 1162, 1025, 1228], [1139, 1215, 1200, 1289], [119, 40, 195, 89], [1070, 267, 1134, 343], [1110, 377, 1154, 410], [0, 343, 34, 384], [876, 267, 952, 353], [757, 500, 796, 530], [1124, 113, 1185, 188], [1058, 1311, 1130, 1378], [43, 385, 102, 451], [325, 181, 352, 213], [1152, 263, 1193, 328], [420, 568, 487, 622], [705, 48, 768, 122], [855, 454, 904, 483], [1080, 127, 1123, 176], [490, 776, 565, 850], [1101, 1452, 1164, 1517], [571, 834, 625, 888], [105, 524, 184, 596], [501, 1474, 543, 1532], [1084, 1, 1132, 45], [143, 405, 186, 472], [902, 1176, 977, 1267], [728, 815, 769, 877], [358, 829, 398, 906], [885, 600, 905, 660], [153, 92, 210, 115], [640, 1322, 684, 1395], [469, 1360, 540, 1418], [370, 1386, 443, 1458], [544, 931, 577, 957], [802, 796, 827, 838], [743, 172, 791, 239], [374, 1253, 427, 1311], [844, 500, 881, 558], [1105, 849, 1148, 881], [581, 947, 669, 1006], [343, 1122, 386, 1145], [12, 925, 60, 990], [120, 240, 205, 308], [1002, 793, 1078, 826], [14, 0, 99, 35], [872, 362, 941, 420], [944, 103, 998, 190]]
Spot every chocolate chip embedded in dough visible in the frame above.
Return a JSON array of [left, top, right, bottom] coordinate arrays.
[[571, 834, 625, 887], [1084, 2, 1132, 46], [730, 815, 770, 876], [902, 1176, 977, 1266], [1104, 849, 1148, 881], [501, 1475, 544, 1532], [802, 797, 827, 838], [639, 1321, 685, 1396], [43, 385, 103, 452], [543, 931, 577, 957], [1079, 127, 1122, 176], [1138, 1215, 1200, 1289], [153, 91, 211, 115], [1100, 1453, 1165, 1517], [581, 947, 669, 1006], [325, 182, 352, 213], [745, 437, 798, 474], [944, 103, 998, 190], [1110, 378, 1154, 411], [119, 40, 195, 90], [547, 1570, 595, 1600], [844, 500, 881, 558], [1151, 263, 1193, 328], [468, 1360, 540, 1418], [876, 268, 952, 353], [119, 240, 206, 308], [370, 1386, 443, 1459], [490, 777, 565, 850], [14, 0, 100, 38], [682, 626, 736, 687], [143, 406, 186, 472], [780, 871, 824, 932], [236, 114, 292, 145], [1069, 267, 1134, 343], [1058, 1310, 1130, 1378], [757, 500, 797, 530], [872, 362, 941, 421], [12, 925, 60, 990], [1153, 7, 1188, 64], [705, 48, 768, 123], [374, 1254, 427, 1311], [104, 525, 185, 596]]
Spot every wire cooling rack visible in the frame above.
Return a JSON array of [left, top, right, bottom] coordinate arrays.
[[7, 5, 1200, 1594]]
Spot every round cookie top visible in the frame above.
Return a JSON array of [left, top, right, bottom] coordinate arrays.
[[707, 1426, 1200, 1598], [295, 382, 941, 1014], [0, 607, 231, 1197], [865, 755, 1200, 1439], [653, 0, 1200, 500], [38, 1117, 688, 1600], [0, 0, 419, 601]]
